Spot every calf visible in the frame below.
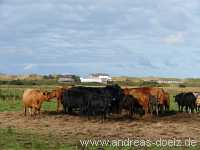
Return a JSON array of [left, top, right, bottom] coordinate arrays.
[[149, 95, 159, 116], [123, 88, 150, 116], [119, 95, 142, 118], [162, 92, 170, 112]]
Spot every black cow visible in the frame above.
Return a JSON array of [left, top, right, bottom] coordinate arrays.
[[62, 84, 124, 119], [174, 92, 196, 113], [62, 87, 88, 114], [119, 95, 143, 118]]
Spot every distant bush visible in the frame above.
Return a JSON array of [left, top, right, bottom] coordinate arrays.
[[139, 81, 159, 87], [0, 79, 58, 85], [112, 81, 141, 87], [179, 84, 186, 88], [71, 75, 81, 83], [78, 82, 105, 86]]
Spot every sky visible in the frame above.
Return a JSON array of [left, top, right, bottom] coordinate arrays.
[[1, 0, 200, 77]]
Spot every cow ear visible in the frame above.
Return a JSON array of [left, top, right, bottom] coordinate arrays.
[[43, 92, 47, 96]]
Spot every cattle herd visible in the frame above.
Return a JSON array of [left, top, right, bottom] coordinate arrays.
[[22, 84, 200, 120]]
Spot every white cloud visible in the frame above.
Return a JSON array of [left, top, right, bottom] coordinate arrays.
[[0, 0, 200, 77], [162, 32, 185, 45], [23, 64, 35, 70]]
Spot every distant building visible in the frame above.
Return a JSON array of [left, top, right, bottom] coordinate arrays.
[[80, 73, 112, 83], [156, 80, 184, 84], [58, 75, 76, 83], [142, 77, 184, 84]]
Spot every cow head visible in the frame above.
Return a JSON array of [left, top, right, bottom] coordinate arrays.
[[123, 88, 130, 96], [106, 84, 124, 114], [42, 91, 50, 101], [48, 90, 57, 99], [106, 84, 124, 101]]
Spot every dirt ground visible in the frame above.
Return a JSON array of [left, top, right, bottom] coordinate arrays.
[[0, 111, 200, 144]]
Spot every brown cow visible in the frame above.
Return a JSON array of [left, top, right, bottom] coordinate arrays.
[[22, 89, 50, 116], [48, 87, 67, 112], [130, 87, 166, 112], [123, 88, 150, 116]]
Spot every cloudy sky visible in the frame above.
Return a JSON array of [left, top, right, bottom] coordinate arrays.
[[0, 0, 200, 77]]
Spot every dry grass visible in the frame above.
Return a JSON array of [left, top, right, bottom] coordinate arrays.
[[1, 111, 200, 145]]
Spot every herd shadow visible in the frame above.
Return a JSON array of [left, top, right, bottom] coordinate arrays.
[[41, 110, 183, 123]]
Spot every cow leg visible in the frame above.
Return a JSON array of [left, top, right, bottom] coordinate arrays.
[[161, 105, 164, 114], [185, 106, 188, 113], [156, 105, 159, 116], [150, 106, 153, 116], [68, 107, 72, 114], [166, 104, 169, 111], [163, 105, 166, 112], [29, 108, 32, 116], [57, 99, 61, 112], [129, 108, 132, 119], [102, 112, 105, 123], [63, 105, 67, 114], [195, 105, 198, 112], [180, 106, 183, 112], [33, 107, 36, 116], [191, 107, 194, 113], [158, 104, 161, 114], [130, 105, 133, 118], [31, 108, 34, 116], [158, 104, 162, 114], [32, 108, 37, 119], [38, 108, 41, 116], [144, 107, 149, 117], [86, 106, 90, 120], [56, 100, 59, 112], [24, 107, 27, 116]]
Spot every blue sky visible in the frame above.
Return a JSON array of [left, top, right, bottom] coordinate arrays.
[[1, 0, 200, 77]]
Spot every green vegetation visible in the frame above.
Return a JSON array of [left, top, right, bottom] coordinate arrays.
[[2, 75, 200, 88], [1, 127, 199, 150], [0, 99, 57, 112], [0, 85, 57, 112], [0, 128, 75, 150], [0, 79, 59, 86], [79, 145, 200, 150], [0, 85, 198, 112], [0, 100, 22, 112], [0, 85, 200, 150]]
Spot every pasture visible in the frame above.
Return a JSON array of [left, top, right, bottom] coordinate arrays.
[[0, 85, 200, 150]]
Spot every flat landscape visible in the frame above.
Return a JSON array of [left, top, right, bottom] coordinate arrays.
[[0, 85, 200, 149]]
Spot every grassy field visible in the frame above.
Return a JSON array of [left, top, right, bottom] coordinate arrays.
[[0, 85, 195, 112], [0, 85, 200, 150], [0, 85, 58, 112], [1, 127, 199, 150], [0, 128, 75, 150]]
